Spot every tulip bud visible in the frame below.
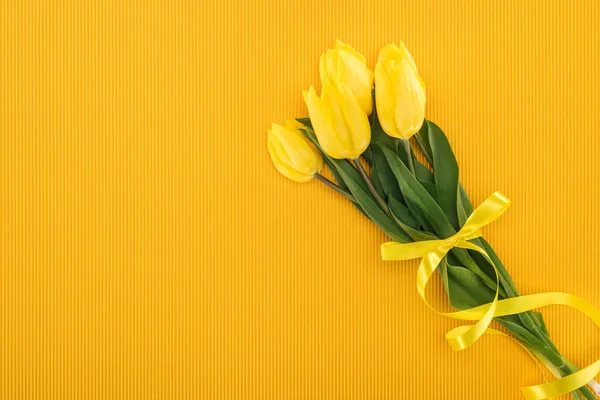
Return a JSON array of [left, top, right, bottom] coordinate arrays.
[[267, 121, 324, 183], [303, 79, 371, 160], [374, 42, 426, 140], [319, 40, 374, 115]]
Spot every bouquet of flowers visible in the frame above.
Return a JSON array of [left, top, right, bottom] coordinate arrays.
[[267, 40, 600, 399]]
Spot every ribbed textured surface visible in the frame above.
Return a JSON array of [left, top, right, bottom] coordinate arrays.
[[1, 1, 599, 399]]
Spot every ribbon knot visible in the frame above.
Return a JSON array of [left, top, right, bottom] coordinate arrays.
[[380, 192, 600, 399], [381, 191, 511, 351]]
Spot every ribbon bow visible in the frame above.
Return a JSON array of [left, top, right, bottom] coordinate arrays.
[[381, 192, 600, 399]]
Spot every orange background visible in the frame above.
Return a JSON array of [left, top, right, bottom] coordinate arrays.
[[1, 1, 599, 399]]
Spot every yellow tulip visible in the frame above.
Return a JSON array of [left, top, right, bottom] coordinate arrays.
[[303, 79, 371, 160], [267, 121, 324, 183], [319, 40, 374, 115], [374, 42, 426, 140]]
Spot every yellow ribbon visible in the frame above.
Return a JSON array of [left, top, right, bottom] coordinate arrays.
[[381, 192, 600, 399]]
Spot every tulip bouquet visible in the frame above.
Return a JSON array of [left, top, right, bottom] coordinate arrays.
[[267, 40, 600, 399]]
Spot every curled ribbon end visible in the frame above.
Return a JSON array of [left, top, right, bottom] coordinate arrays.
[[494, 191, 511, 206], [380, 244, 389, 261], [381, 242, 401, 261], [445, 326, 471, 352], [446, 339, 463, 352]]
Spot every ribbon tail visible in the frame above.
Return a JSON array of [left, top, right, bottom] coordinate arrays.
[[520, 361, 600, 400], [381, 239, 447, 261], [450, 326, 552, 383], [379, 192, 600, 399]]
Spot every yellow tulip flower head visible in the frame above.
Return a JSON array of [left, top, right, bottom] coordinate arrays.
[[374, 42, 426, 140], [303, 79, 371, 160], [267, 121, 324, 183], [319, 40, 374, 115]]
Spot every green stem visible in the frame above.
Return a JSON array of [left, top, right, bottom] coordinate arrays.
[[402, 139, 416, 175], [497, 318, 598, 399], [352, 158, 393, 218], [563, 360, 600, 399], [415, 134, 434, 166], [477, 238, 555, 346], [529, 349, 596, 400], [314, 174, 355, 202], [556, 361, 598, 399]]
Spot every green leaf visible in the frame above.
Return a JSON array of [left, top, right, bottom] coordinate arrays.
[[427, 121, 460, 230], [318, 158, 368, 219], [362, 147, 374, 166], [457, 192, 469, 226], [295, 117, 312, 129], [405, 199, 435, 232], [414, 158, 434, 183], [387, 195, 420, 232], [495, 318, 548, 350], [299, 125, 410, 244], [382, 144, 433, 232], [459, 183, 474, 215], [397, 141, 436, 193], [298, 129, 369, 218], [436, 257, 451, 303], [323, 158, 350, 191], [370, 101, 398, 152], [450, 247, 499, 294], [533, 311, 549, 335], [372, 143, 403, 202], [388, 195, 437, 243], [396, 141, 436, 204], [457, 183, 474, 226], [419, 181, 438, 201], [371, 162, 386, 200], [417, 120, 433, 162], [447, 265, 496, 310], [417, 124, 472, 222], [379, 144, 456, 238], [335, 166, 412, 243], [477, 238, 519, 295]]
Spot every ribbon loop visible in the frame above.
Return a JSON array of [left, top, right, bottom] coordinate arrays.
[[381, 191, 600, 399], [381, 239, 444, 261], [460, 191, 511, 238]]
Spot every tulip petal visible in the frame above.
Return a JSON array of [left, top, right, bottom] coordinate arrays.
[[391, 59, 426, 138], [318, 41, 374, 115], [267, 121, 323, 183], [335, 39, 367, 65], [267, 139, 314, 183], [288, 120, 324, 171], [337, 50, 373, 114], [375, 42, 426, 140], [304, 86, 347, 159], [320, 81, 356, 159], [319, 49, 339, 83], [318, 52, 327, 83], [271, 123, 322, 175], [377, 42, 418, 75], [332, 81, 371, 157], [397, 41, 419, 75], [374, 62, 401, 138]]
